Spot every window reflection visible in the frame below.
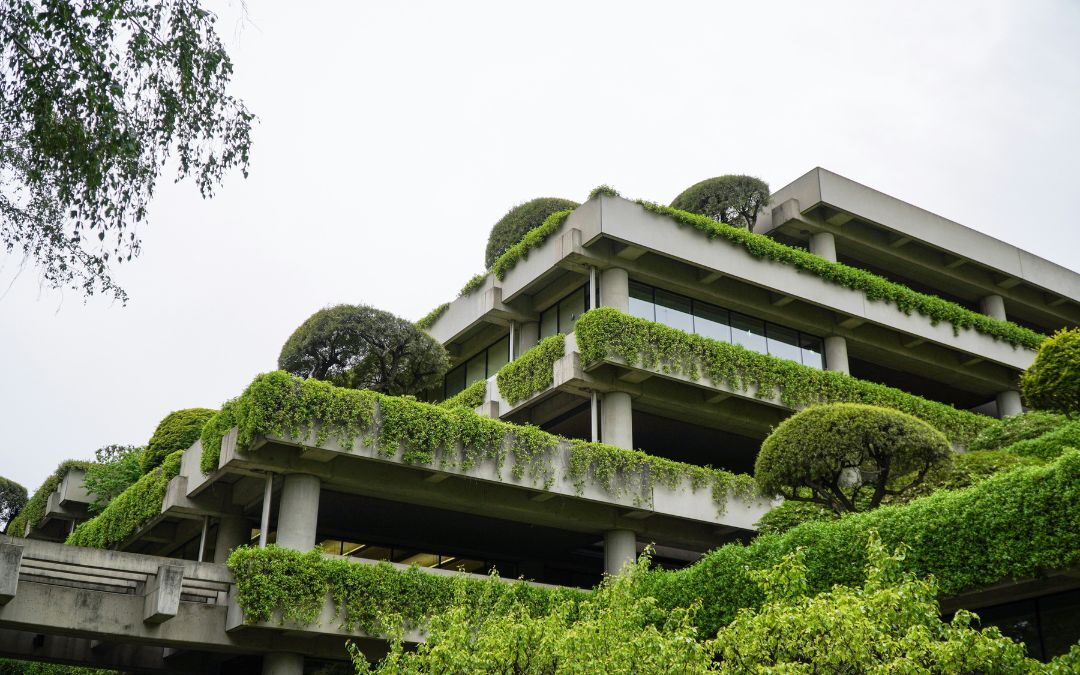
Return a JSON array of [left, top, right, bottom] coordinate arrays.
[[540, 284, 590, 339]]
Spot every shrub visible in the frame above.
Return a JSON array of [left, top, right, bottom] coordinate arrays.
[[970, 410, 1067, 451], [755, 404, 952, 513], [142, 409, 215, 472], [1021, 328, 1080, 418], [495, 334, 565, 405], [439, 379, 486, 411], [588, 184, 620, 200], [5, 460, 90, 537], [670, 175, 770, 229], [84, 445, 144, 512], [1003, 419, 1080, 461], [484, 197, 579, 269], [0, 476, 27, 532]]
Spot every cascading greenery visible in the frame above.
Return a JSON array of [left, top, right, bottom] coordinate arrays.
[[637, 201, 1045, 350], [490, 210, 573, 281], [199, 371, 755, 510], [438, 379, 486, 411], [458, 273, 487, 297], [415, 303, 449, 330], [495, 334, 565, 405], [5, 460, 91, 537], [575, 307, 996, 446]]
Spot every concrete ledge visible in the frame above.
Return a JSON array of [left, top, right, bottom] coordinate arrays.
[[0, 542, 23, 604], [144, 564, 184, 624]]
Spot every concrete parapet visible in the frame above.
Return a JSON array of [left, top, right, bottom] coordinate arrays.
[[0, 542, 23, 604], [143, 564, 184, 624]]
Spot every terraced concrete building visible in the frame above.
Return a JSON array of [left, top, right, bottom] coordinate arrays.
[[2, 168, 1078, 673]]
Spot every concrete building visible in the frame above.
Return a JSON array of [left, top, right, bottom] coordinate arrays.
[[2, 168, 1078, 672]]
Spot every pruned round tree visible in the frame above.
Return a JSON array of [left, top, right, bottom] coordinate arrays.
[[755, 403, 951, 513], [1021, 328, 1080, 419], [0, 475, 27, 531], [484, 197, 579, 268], [279, 304, 450, 396], [670, 175, 770, 229], [142, 409, 217, 473]]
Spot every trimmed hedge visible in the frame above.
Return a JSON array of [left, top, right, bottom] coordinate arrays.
[[649, 450, 1080, 635], [5, 460, 90, 537], [490, 210, 573, 281], [575, 307, 995, 446], [200, 372, 755, 511], [142, 408, 215, 473], [1021, 327, 1080, 416], [1003, 419, 1080, 461], [495, 334, 565, 405], [485, 198, 579, 269], [637, 201, 1046, 350], [970, 411, 1067, 451]]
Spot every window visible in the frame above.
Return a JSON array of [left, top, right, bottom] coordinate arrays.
[[800, 334, 824, 369], [655, 290, 693, 333], [486, 338, 509, 376], [766, 324, 803, 364], [629, 282, 655, 321], [539, 284, 590, 339], [443, 334, 511, 398], [731, 312, 767, 354], [693, 302, 731, 343]]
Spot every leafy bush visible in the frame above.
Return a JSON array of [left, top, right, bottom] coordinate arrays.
[[490, 210, 574, 281], [439, 379, 486, 411], [495, 334, 565, 405], [755, 403, 952, 513], [484, 197, 579, 269], [754, 499, 836, 535], [588, 184, 620, 199], [575, 307, 995, 446], [142, 409, 215, 472], [0, 476, 27, 532], [970, 411, 1067, 451], [670, 175, 770, 229], [897, 449, 1043, 502], [1003, 419, 1080, 461], [5, 460, 90, 537], [0, 660, 115, 674], [84, 445, 144, 513], [1021, 328, 1080, 417]]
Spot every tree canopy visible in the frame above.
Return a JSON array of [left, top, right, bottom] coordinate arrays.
[[1021, 328, 1080, 418], [278, 304, 449, 396], [142, 408, 216, 472], [754, 403, 952, 513], [83, 444, 144, 513], [0, 475, 28, 530], [484, 197, 579, 269], [670, 175, 770, 229], [0, 0, 253, 302]]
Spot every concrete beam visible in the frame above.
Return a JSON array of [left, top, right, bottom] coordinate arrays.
[[604, 530, 636, 575], [614, 243, 647, 261], [698, 269, 724, 284], [770, 293, 795, 307], [0, 542, 23, 604], [143, 564, 184, 624], [888, 235, 912, 249]]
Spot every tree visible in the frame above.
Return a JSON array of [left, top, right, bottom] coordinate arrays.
[[83, 444, 144, 513], [754, 403, 952, 513], [279, 304, 450, 396], [0, 475, 28, 531], [0, 0, 254, 303], [484, 197, 579, 269], [670, 175, 770, 229], [142, 408, 216, 472], [1021, 328, 1080, 419]]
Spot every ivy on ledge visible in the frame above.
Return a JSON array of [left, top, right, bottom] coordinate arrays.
[[459, 273, 487, 297], [439, 379, 486, 411], [496, 334, 565, 405], [6, 460, 90, 537], [637, 201, 1046, 350], [415, 303, 449, 330], [575, 308, 996, 446], [200, 372, 756, 511]]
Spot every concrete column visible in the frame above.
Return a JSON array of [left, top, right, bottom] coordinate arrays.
[[809, 232, 837, 262], [262, 652, 304, 675], [214, 516, 252, 564], [979, 294, 1007, 322], [996, 390, 1023, 418], [601, 391, 633, 449], [600, 267, 630, 313], [824, 336, 850, 375], [518, 320, 539, 355], [604, 529, 637, 575], [276, 474, 321, 551]]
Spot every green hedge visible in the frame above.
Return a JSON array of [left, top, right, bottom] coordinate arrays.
[[575, 307, 995, 446], [638, 201, 1046, 350], [142, 408, 215, 473], [1003, 419, 1080, 461], [415, 303, 449, 330], [200, 372, 755, 511], [970, 411, 1067, 451], [66, 451, 183, 549], [5, 460, 90, 537], [491, 210, 573, 281], [648, 449, 1080, 635], [227, 545, 586, 636], [439, 379, 486, 411], [496, 334, 565, 405]]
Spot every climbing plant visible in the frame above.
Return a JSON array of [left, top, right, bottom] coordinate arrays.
[[495, 334, 565, 405]]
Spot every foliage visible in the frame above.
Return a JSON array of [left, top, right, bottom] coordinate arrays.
[[142, 408, 215, 472], [575, 307, 995, 446], [0, 660, 115, 674], [495, 334, 565, 405], [484, 197, 579, 269], [438, 380, 486, 411], [5, 460, 89, 537], [1002, 419, 1080, 461], [228, 545, 586, 637], [83, 445, 144, 513], [650, 449, 1080, 635], [754, 499, 836, 535], [588, 184, 620, 200], [199, 371, 754, 510], [458, 273, 487, 297], [638, 201, 1047, 349], [0, 475, 27, 531], [278, 304, 449, 396], [1021, 328, 1080, 417], [970, 410, 1067, 451], [755, 403, 952, 512], [66, 451, 183, 548], [670, 175, 771, 229], [0, 0, 253, 303], [415, 303, 449, 330], [490, 210, 574, 281]]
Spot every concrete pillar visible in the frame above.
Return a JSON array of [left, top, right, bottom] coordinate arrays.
[[809, 232, 837, 262], [604, 529, 637, 575], [600, 267, 630, 313], [979, 294, 1007, 322], [996, 390, 1023, 418], [518, 320, 539, 355], [262, 652, 304, 675], [601, 392, 633, 449], [824, 336, 850, 375], [276, 474, 320, 551], [214, 516, 252, 564]]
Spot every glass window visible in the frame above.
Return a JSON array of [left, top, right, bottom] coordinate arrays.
[[465, 353, 485, 386], [540, 306, 557, 339], [486, 336, 509, 377], [693, 302, 731, 343], [766, 324, 803, 364], [655, 290, 694, 333], [800, 334, 824, 369], [629, 282, 655, 321], [444, 365, 466, 398], [731, 312, 767, 354], [558, 286, 586, 333]]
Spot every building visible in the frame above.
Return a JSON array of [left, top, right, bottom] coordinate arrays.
[[1, 167, 1078, 673]]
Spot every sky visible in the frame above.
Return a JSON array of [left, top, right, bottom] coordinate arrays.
[[2, 0, 1079, 491]]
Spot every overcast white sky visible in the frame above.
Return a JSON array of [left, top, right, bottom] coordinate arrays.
[[2, 1, 1079, 491]]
